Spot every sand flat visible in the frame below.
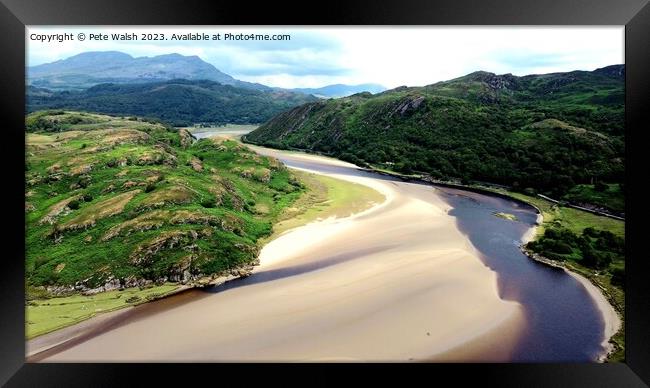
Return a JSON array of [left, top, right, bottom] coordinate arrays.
[[39, 147, 524, 362]]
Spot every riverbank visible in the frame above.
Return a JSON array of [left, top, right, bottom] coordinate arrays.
[[357, 165, 624, 362]]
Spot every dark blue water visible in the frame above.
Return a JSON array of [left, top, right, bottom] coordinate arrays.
[[436, 188, 605, 362]]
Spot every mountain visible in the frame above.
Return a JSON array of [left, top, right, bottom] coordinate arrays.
[[27, 79, 318, 126], [28, 51, 270, 91], [289, 83, 386, 98], [245, 65, 625, 199], [26, 111, 305, 292]]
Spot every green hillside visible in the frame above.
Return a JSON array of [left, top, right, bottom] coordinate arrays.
[[246, 65, 625, 206], [27, 79, 318, 127], [26, 111, 306, 295]]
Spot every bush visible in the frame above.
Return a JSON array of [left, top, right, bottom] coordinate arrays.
[[82, 194, 93, 202], [144, 183, 156, 193], [201, 197, 216, 208], [68, 199, 80, 210], [523, 187, 536, 196], [610, 267, 625, 288], [594, 181, 608, 192], [550, 241, 573, 254], [125, 295, 141, 304]]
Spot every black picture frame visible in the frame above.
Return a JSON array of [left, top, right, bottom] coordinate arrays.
[[1, 0, 648, 386]]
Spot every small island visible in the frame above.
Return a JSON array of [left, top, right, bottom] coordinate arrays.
[[493, 212, 518, 221]]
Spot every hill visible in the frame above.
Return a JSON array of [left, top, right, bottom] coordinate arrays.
[[245, 65, 625, 204], [27, 79, 318, 127], [289, 83, 386, 98], [27, 51, 269, 91], [25, 111, 306, 295]]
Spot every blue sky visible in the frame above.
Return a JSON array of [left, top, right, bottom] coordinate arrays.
[[26, 26, 624, 89]]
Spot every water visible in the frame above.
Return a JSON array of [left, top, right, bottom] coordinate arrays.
[[436, 188, 605, 361]]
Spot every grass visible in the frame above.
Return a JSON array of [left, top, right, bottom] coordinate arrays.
[[261, 170, 385, 243], [26, 111, 306, 299], [501, 190, 624, 238], [26, 284, 179, 339], [562, 183, 625, 214]]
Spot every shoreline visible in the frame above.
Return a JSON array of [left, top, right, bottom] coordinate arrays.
[[34, 147, 526, 362], [564, 269, 622, 362], [520, 222, 622, 362]]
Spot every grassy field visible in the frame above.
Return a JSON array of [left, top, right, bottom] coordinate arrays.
[[562, 183, 625, 214], [26, 284, 179, 339], [503, 190, 625, 238]]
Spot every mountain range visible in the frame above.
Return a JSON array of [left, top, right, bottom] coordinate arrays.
[[27, 51, 385, 97]]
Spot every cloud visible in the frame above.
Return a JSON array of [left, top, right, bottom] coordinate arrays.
[[26, 26, 623, 89]]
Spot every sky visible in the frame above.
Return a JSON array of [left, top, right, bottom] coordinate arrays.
[[26, 26, 624, 89]]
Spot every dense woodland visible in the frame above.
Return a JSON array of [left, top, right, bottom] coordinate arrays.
[[27, 79, 317, 127]]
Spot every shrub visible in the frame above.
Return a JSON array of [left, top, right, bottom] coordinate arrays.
[[125, 295, 141, 304], [550, 241, 573, 254], [201, 197, 216, 208], [594, 181, 608, 192], [610, 268, 625, 288], [68, 199, 80, 210]]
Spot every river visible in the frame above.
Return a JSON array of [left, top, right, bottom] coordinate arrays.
[[33, 129, 608, 361]]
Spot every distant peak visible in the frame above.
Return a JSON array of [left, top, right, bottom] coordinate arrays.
[[593, 64, 625, 78], [69, 51, 133, 60]]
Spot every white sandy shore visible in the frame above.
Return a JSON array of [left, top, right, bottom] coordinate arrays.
[[37, 148, 524, 362], [566, 271, 622, 361], [522, 212, 621, 362]]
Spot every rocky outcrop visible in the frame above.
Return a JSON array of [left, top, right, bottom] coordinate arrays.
[[178, 128, 196, 148], [189, 157, 203, 172]]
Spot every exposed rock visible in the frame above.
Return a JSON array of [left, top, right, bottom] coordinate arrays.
[[253, 168, 271, 183], [178, 128, 196, 149], [122, 180, 139, 188], [39, 195, 81, 225], [70, 164, 93, 176], [46, 163, 62, 174], [189, 157, 203, 172], [129, 230, 205, 266]]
